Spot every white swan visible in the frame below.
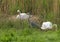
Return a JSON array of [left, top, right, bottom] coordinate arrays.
[[41, 21, 57, 31], [16, 10, 30, 20], [41, 22, 52, 30]]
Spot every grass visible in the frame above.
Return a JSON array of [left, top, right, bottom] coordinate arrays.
[[0, 0, 60, 42], [0, 19, 60, 42], [0, 27, 60, 42]]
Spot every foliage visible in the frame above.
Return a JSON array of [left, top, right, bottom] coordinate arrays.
[[0, 26, 60, 42], [0, 0, 60, 42], [0, 18, 59, 42]]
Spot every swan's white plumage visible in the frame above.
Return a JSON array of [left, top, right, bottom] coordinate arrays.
[[41, 22, 53, 30], [19, 13, 29, 19], [16, 10, 30, 20]]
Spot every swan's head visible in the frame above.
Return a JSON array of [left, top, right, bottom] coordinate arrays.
[[17, 10, 21, 14]]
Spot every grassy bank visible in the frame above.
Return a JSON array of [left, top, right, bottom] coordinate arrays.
[[0, 27, 60, 42], [0, 19, 60, 42]]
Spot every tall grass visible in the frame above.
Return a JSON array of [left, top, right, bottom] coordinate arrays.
[[0, 0, 60, 23]]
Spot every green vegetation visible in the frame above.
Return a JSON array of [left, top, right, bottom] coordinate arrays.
[[0, 19, 59, 42], [0, 28, 60, 42], [0, 0, 60, 23], [0, 0, 60, 42]]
